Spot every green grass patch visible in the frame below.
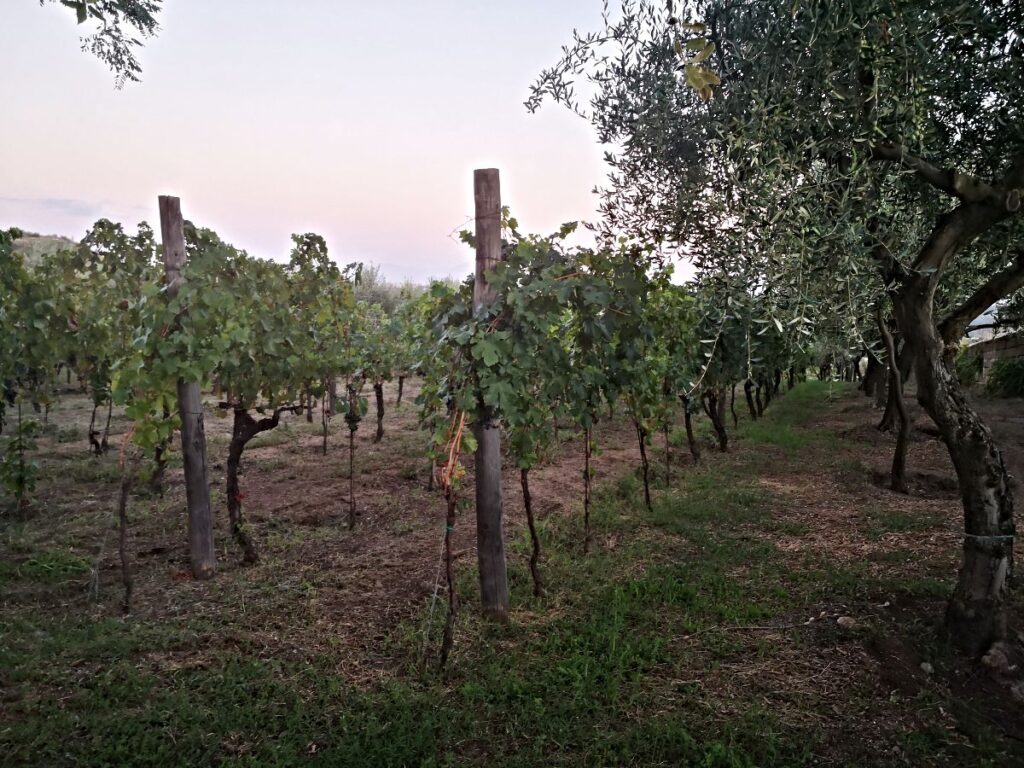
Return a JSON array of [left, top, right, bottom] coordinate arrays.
[[862, 507, 946, 539], [11, 548, 91, 584]]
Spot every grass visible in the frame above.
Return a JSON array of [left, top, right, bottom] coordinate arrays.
[[12, 548, 92, 583], [862, 507, 947, 539], [0, 418, 814, 767], [1, 381, 1021, 767]]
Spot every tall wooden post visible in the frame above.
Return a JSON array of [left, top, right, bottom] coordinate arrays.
[[473, 169, 510, 620], [159, 196, 217, 580]]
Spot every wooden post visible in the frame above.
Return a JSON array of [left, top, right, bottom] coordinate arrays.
[[473, 169, 510, 620], [159, 195, 217, 580]]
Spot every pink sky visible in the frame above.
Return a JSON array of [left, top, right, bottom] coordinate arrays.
[[1, 1, 609, 283]]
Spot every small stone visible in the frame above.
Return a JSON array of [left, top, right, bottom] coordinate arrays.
[[1011, 682, 1024, 706], [836, 616, 857, 630], [920, 662, 934, 675], [981, 642, 1012, 674]]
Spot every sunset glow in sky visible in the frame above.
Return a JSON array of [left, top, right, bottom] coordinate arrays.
[[1, 1, 609, 283]]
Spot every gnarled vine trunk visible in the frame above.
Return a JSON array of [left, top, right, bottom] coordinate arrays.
[[520, 468, 543, 597], [439, 489, 458, 670], [117, 468, 134, 615], [88, 402, 102, 456], [226, 405, 297, 564], [101, 399, 113, 452], [374, 382, 385, 442], [227, 411, 263, 564], [634, 418, 652, 513], [321, 395, 330, 456], [396, 375, 405, 407], [583, 425, 592, 553], [150, 439, 170, 496]]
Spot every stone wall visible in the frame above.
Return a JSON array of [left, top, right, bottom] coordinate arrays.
[[972, 331, 1024, 385]]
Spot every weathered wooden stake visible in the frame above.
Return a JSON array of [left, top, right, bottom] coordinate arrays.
[[473, 169, 510, 621], [159, 195, 217, 580]]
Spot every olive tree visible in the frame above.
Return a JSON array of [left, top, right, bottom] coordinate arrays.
[[532, 0, 1024, 654]]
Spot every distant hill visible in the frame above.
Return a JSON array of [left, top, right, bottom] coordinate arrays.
[[12, 234, 78, 267]]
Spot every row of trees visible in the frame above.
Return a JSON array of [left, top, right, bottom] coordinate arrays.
[[529, 0, 1023, 655], [7, 190, 821, 669], [414, 203, 812, 657]]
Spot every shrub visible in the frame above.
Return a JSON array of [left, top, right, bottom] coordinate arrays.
[[986, 357, 1024, 398], [0, 416, 41, 513], [954, 348, 983, 388]]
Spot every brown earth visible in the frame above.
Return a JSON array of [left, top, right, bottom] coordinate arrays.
[[3, 378, 1024, 765]]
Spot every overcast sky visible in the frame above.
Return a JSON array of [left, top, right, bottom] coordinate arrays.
[[1, 1, 610, 283]]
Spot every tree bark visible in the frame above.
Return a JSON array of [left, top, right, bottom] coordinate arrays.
[[101, 399, 113, 452], [874, 360, 888, 409], [895, 269, 1015, 655], [743, 379, 758, 420], [374, 382, 385, 442], [225, 405, 297, 564], [635, 419, 652, 513], [863, 353, 885, 398], [439, 489, 458, 670], [521, 468, 543, 597], [474, 415, 509, 619], [704, 389, 728, 452], [160, 195, 216, 580], [88, 402, 102, 456], [583, 425, 593, 552], [878, 346, 913, 432], [680, 395, 701, 464], [663, 421, 671, 484], [877, 304, 911, 494], [321, 395, 329, 456], [729, 382, 738, 427], [150, 438, 170, 496], [328, 376, 339, 415], [117, 468, 133, 615], [396, 375, 405, 407], [472, 168, 509, 621], [226, 410, 264, 565]]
